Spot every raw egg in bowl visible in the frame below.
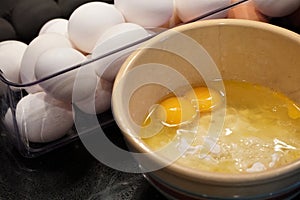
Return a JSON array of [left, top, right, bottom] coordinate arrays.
[[112, 19, 300, 199]]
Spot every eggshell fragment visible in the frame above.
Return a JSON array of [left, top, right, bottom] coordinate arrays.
[[39, 18, 69, 37], [68, 2, 124, 53], [228, 0, 269, 22], [35, 47, 97, 103], [253, 0, 300, 17], [175, 0, 231, 22], [15, 92, 73, 143], [115, 0, 173, 28], [93, 23, 149, 82], [75, 77, 112, 114], [20, 33, 73, 94]]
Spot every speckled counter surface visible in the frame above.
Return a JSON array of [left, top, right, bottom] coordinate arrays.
[[0, 123, 167, 200]]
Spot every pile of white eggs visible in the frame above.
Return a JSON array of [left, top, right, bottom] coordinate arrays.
[[1, 0, 300, 144]]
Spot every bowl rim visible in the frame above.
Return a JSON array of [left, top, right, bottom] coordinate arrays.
[[112, 18, 300, 184]]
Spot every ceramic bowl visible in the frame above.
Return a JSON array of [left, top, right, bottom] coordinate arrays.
[[112, 19, 300, 199]]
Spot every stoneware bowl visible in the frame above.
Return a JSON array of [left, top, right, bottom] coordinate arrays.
[[112, 19, 300, 199]]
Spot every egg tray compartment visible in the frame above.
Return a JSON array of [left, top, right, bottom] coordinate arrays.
[[0, 86, 115, 158]]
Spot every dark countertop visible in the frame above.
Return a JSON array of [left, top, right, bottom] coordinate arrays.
[[0, 123, 167, 200], [1, 114, 299, 200]]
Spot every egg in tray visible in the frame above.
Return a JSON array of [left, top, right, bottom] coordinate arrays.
[[0, 0, 299, 157]]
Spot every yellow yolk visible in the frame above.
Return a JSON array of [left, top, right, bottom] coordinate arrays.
[[156, 96, 196, 126], [184, 87, 220, 113]]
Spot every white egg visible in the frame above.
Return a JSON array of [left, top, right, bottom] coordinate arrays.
[[0, 55, 16, 95], [15, 92, 73, 143], [20, 33, 73, 94], [93, 23, 149, 82], [115, 0, 173, 28], [0, 40, 27, 69], [0, 40, 27, 94], [0, 54, 15, 80], [75, 77, 112, 114], [39, 18, 69, 37], [175, 0, 231, 22], [35, 47, 97, 103], [68, 2, 124, 53], [4, 108, 14, 133], [253, 0, 300, 17]]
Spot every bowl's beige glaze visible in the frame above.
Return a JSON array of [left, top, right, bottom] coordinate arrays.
[[112, 19, 300, 198]]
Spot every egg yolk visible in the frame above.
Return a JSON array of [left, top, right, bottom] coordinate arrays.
[[184, 87, 220, 113], [156, 96, 197, 126]]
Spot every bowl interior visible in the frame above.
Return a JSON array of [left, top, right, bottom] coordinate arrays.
[[112, 19, 300, 181]]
